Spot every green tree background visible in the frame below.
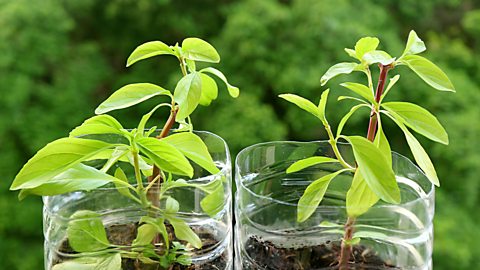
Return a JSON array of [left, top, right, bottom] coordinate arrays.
[[0, 0, 479, 269]]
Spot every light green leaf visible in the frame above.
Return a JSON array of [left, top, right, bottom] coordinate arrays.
[[182, 38, 220, 63], [401, 30, 426, 57], [200, 180, 224, 217], [186, 59, 196, 72], [383, 101, 448, 144], [101, 146, 129, 172], [11, 138, 113, 191], [337, 95, 369, 104], [139, 216, 169, 248], [52, 253, 122, 270], [136, 137, 193, 177], [317, 89, 330, 121], [174, 72, 202, 120], [126, 41, 175, 67], [374, 121, 392, 167], [132, 224, 157, 247], [297, 169, 347, 222], [70, 115, 124, 138], [165, 196, 180, 214], [354, 37, 380, 59], [168, 217, 202, 249], [137, 103, 172, 133], [114, 168, 137, 201], [343, 136, 400, 204], [381, 74, 400, 101], [401, 55, 455, 92], [198, 73, 218, 106], [67, 210, 110, 252], [363, 50, 395, 65], [320, 62, 358, 86], [161, 132, 219, 174], [287, 156, 339, 174], [337, 104, 369, 137], [340, 82, 375, 103], [200, 67, 239, 98], [346, 170, 379, 217], [279, 93, 319, 119], [95, 83, 172, 114], [344, 48, 357, 59]]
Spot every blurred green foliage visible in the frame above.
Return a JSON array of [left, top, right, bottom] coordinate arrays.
[[0, 0, 479, 269]]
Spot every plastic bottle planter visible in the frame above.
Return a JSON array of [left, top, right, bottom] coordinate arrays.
[[43, 131, 233, 270], [235, 141, 434, 270]]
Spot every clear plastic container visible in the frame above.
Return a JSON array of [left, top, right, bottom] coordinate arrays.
[[235, 141, 434, 270], [43, 131, 233, 270]]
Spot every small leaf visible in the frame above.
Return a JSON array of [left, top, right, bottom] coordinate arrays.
[[317, 89, 330, 121], [95, 83, 172, 114], [165, 197, 180, 214], [182, 38, 220, 63], [320, 62, 358, 86], [198, 73, 218, 106], [337, 96, 369, 104], [287, 156, 339, 174], [200, 67, 239, 98], [340, 82, 375, 103], [174, 72, 202, 120], [101, 146, 129, 172], [337, 104, 369, 137], [344, 48, 357, 59], [67, 210, 110, 252], [344, 136, 400, 204], [114, 167, 137, 201], [168, 217, 202, 249], [279, 94, 319, 119], [52, 254, 122, 270], [70, 115, 124, 137], [401, 30, 426, 57], [363, 50, 395, 65], [297, 170, 347, 222], [346, 170, 379, 217], [381, 74, 400, 101], [401, 55, 455, 92], [200, 180, 224, 217], [137, 103, 172, 133], [383, 102, 448, 144], [354, 37, 380, 59], [161, 132, 219, 174], [132, 224, 157, 247], [127, 41, 175, 67]]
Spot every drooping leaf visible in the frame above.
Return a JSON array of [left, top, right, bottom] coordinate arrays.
[[126, 41, 175, 67], [70, 115, 124, 138], [343, 136, 400, 204], [287, 156, 339, 174], [383, 102, 448, 144], [362, 50, 395, 65], [200, 67, 239, 98], [52, 253, 122, 270], [95, 83, 171, 114], [320, 62, 358, 86], [354, 37, 380, 59], [67, 210, 110, 252], [336, 104, 369, 137], [401, 55, 455, 92], [401, 30, 426, 57], [168, 217, 202, 249], [174, 72, 202, 120], [340, 82, 375, 103], [136, 137, 193, 177], [182, 38, 220, 63], [279, 94, 320, 119], [198, 73, 218, 106], [160, 132, 219, 174], [297, 169, 347, 222], [346, 170, 379, 217], [317, 89, 330, 121]]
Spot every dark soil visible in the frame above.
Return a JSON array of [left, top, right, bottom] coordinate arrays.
[[243, 237, 399, 270], [53, 223, 227, 270]]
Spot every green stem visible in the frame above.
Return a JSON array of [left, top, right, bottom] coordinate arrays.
[[324, 122, 353, 170], [133, 150, 149, 208]]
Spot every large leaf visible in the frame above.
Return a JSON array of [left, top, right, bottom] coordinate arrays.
[[182, 38, 220, 63], [344, 136, 400, 203], [70, 115, 124, 137], [340, 82, 375, 103], [67, 210, 110, 252], [320, 62, 358, 86], [401, 55, 455, 92], [95, 83, 171, 114], [52, 254, 122, 270], [279, 94, 320, 119], [383, 102, 448, 144], [10, 138, 113, 191], [346, 170, 379, 217], [136, 137, 193, 177], [297, 170, 347, 222], [168, 217, 202, 249], [354, 37, 379, 59], [287, 156, 338, 174], [126, 41, 175, 67], [198, 73, 218, 106], [401, 30, 426, 57], [200, 67, 239, 98], [161, 132, 219, 174], [174, 72, 202, 120]]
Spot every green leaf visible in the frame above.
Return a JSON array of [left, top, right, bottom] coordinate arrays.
[[198, 73, 218, 106], [279, 93, 319, 119], [340, 82, 375, 103], [139, 216, 169, 248], [362, 50, 395, 65], [168, 217, 202, 249], [401, 55, 455, 92], [114, 168, 137, 201], [132, 224, 157, 247], [101, 146, 129, 172], [344, 48, 357, 59], [287, 156, 339, 173], [70, 115, 124, 138], [95, 83, 172, 114], [161, 132, 219, 174], [346, 169, 379, 217], [337, 104, 369, 137], [165, 197, 180, 214], [10, 138, 113, 191], [136, 137, 193, 177], [343, 136, 400, 204], [126, 41, 175, 67], [174, 72, 202, 120], [354, 37, 379, 59], [320, 62, 358, 86], [52, 254, 122, 270], [317, 89, 330, 121], [401, 30, 426, 57], [383, 101, 448, 144], [67, 210, 110, 252], [297, 169, 347, 222], [137, 103, 172, 133], [200, 67, 239, 98], [337, 95, 369, 104], [381, 74, 400, 101], [200, 179, 224, 217], [374, 121, 392, 167], [182, 38, 220, 63]]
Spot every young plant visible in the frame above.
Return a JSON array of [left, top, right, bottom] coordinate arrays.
[[10, 37, 239, 269], [280, 30, 454, 269]]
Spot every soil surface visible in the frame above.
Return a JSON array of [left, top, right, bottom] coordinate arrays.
[[53, 223, 227, 270], [243, 237, 399, 270]]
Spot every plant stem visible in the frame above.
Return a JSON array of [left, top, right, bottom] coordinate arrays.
[[339, 216, 355, 270], [133, 150, 150, 208], [325, 124, 353, 170], [366, 64, 392, 141]]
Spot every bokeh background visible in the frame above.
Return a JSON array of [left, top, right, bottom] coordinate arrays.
[[1, 0, 479, 269]]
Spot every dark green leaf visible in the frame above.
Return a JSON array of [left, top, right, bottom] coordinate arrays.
[[174, 72, 202, 120], [67, 210, 110, 252], [320, 62, 358, 86], [182, 38, 220, 63], [287, 156, 339, 174], [200, 67, 239, 98], [127, 41, 175, 67], [401, 55, 455, 92]]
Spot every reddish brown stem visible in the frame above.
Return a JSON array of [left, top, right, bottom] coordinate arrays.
[[339, 217, 355, 269], [366, 64, 392, 141]]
